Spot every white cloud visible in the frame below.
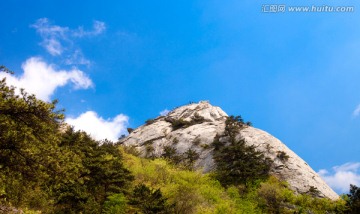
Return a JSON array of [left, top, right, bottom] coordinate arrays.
[[0, 57, 93, 101], [32, 18, 68, 36], [160, 109, 170, 116], [64, 49, 91, 66], [318, 162, 360, 193], [66, 111, 129, 142], [44, 38, 64, 56], [352, 104, 360, 117], [31, 18, 105, 64], [73, 20, 106, 37], [93, 21, 106, 34], [31, 18, 69, 56]]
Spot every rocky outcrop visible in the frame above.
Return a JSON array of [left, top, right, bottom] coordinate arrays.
[[120, 101, 338, 200]]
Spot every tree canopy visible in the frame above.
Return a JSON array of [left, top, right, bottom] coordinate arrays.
[[0, 70, 133, 213]]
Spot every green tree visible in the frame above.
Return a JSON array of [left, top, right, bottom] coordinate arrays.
[[346, 184, 360, 214], [129, 184, 170, 214], [0, 78, 64, 178], [212, 116, 272, 186], [224, 115, 244, 139], [183, 148, 200, 170], [161, 145, 182, 165], [213, 138, 272, 186], [53, 128, 133, 213], [0, 70, 75, 208], [0, 67, 134, 213]]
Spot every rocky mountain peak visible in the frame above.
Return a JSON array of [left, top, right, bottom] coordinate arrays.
[[121, 101, 339, 200], [166, 101, 228, 122]]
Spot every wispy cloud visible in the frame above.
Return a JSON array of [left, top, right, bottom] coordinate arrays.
[[44, 38, 64, 56], [160, 109, 170, 116], [64, 49, 91, 66], [352, 104, 360, 117], [66, 111, 128, 142], [0, 57, 93, 101], [318, 162, 360, 193], [31, 18, 69, 56], [31, 18, 106, 64], [73, 20, 106, 37]]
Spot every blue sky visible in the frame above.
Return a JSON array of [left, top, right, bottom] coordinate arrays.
[[1, 0, 360, 193]]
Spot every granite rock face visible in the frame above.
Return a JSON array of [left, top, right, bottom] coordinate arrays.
[[120, 101, 338, 200]]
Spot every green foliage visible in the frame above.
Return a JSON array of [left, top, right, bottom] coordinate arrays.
[[160, 146, 199, 170], [0, 65, 14, 74], [346, 184, 360, 213], [183, 148, 200, 170], [276, 151, 290, 162], [200, 143, 211, 150], [53, 128, 134, 213], [169, 185, 201, 214], [165, 113, 206, 130], [212, 137, 272, 186], [0, 75, 72, 208], [212, 115, 272, 187], [121, 145, 141, 156], [166, 117, 191, 130], [256, 176, 347, 214], [226, 185, 262, 213], [122, 151, 236, 213], [307, 186, 320, 197], [103, 193, 127, 214], [0, 73, 134, 213], [162, 145, 177, 159], [129, 184, 170, 214], [224, 115, 245, 139], [0, 78, 64, 178], [161, 145, 182, 165], [191, 112, 206, 124], [121, 150, 346, 214], [257, 176, 289, 213]]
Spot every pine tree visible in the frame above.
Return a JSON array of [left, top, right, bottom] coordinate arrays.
[[347, 184, 360, 214], [212, 116, 272, 186], [129, 184, 170, 214]]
